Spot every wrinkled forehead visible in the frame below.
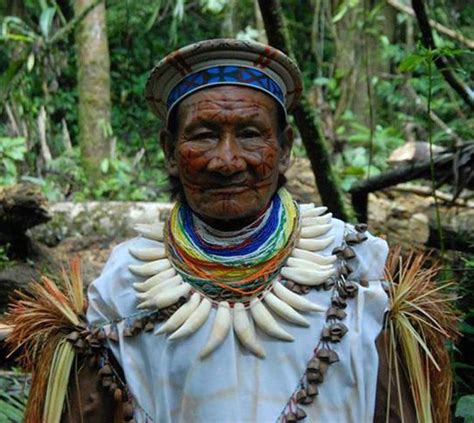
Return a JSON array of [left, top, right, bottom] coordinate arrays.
[[173, 85, 281, 128]]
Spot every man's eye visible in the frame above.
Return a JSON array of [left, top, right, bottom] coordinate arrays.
[[240, 129, 261, 138], [191, 132, 215, 140]]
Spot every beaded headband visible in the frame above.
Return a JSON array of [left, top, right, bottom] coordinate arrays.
[[145, 38, 303, 121]]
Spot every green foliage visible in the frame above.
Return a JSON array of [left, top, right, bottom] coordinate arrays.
[[0, 137, 27, 185], [0, 370, 29, 423], [20, 147, 169, 202], [0, 244, 10, 270], [398, 44, 466, 73], [334, 116, 404, 190], [456, 395, 474, 423], [85, 154, 169, 202], [332, 0, 359, 23]]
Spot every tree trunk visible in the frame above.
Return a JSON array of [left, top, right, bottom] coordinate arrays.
[[74, 0, 111, 181], [257, 0, 351, 221], [411, 0, 474, 110], [332, 0, 396, 127]]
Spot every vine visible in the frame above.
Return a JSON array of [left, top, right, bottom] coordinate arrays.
[[426, 48, 446, 265]]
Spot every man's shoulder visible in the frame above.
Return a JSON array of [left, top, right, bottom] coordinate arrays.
[[86, 236, 164, 325], [296, 203, 389, 279], [331, 217, 389, 281]]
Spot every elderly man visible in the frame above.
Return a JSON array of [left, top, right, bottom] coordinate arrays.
[[14, 39, 454, 423], [75, 39, 419, 422]]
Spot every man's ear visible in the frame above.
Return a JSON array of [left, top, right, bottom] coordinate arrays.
[[160, 129, 179, 177], [278, 125, 294, 173]]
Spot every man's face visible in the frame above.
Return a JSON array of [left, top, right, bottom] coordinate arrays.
[[162, 85, 292, 228]]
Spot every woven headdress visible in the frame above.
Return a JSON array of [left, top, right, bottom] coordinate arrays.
[[145, 38, 303, 121]]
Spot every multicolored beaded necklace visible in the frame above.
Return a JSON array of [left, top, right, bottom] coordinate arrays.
[[129, 188, 337, 359], [165, 188, 300, 302]]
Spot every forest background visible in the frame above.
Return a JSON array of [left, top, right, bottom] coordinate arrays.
[[0, 0, 473, 421]]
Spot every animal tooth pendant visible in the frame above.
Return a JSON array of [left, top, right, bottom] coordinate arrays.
[[129, 259, 171, 277], [286, 257, 333, 272], [300, 206, 327, 218], [300, 224, 332, 238], [199, 302, 232, 359], [249, 299, 294, 341], [291, 248, 337, 265], [129, 246, 166, 261], [156, 293, 201, 335], [297, 236, 334, 252], [264, 293, 310, 327], [281, 267, 335, 286], [273, 281, 325, 312], [134, 223, 164, 241], [133, 268, 177, 292], [137, 283, 191, 310], [301, 213, 332, 227], [169, 297, 212, 340], [233, 303, 266, 358], [136, 275, 183, 300]]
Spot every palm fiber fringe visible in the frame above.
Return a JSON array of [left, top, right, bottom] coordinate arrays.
[[5, 258, 86, 423], [385, 247, 459, 423]]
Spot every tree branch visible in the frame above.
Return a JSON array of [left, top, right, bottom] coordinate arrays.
[[404, 84, 463, 145], [258, 0, 351, 220], [47, 0, 103, 45], [349, 143, 474, 221], [411, 0, 474, 110], [387, 0, 474, 49]]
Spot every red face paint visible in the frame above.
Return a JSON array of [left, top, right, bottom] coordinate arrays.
[[167, 86, 291, 230]]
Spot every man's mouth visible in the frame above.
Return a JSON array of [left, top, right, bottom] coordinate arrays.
[[205, 185, 250, 194]]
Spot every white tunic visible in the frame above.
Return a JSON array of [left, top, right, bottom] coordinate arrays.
[[87, 217, 389, 422]]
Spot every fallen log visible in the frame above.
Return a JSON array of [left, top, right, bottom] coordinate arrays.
[[0, 183, 51, 259], [0, 183, 57, 313], [350, 143, 474, 222]]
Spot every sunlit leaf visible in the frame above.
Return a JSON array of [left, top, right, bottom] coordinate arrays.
[[100, 158, 109, 174], [27, 52, 35, 72], [1, 16, 37, 43], [173, 0, 185, 20], [40, 7, 56, 40], [313, 77, 330, 86], [236, 26, 263, 42], [456, 395, 474, 420], [2, 158, 17, 178], [201, 0, 227, 13], [398, 54, 424, 72], [145, 0, 163, 32], [344, 165, 366, 176], [332, 0, 359, 23]]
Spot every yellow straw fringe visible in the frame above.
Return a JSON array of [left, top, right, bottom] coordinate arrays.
[[43, 340, 75, 422], [385, 248, 459, 423], [6, 258, 87, 423]]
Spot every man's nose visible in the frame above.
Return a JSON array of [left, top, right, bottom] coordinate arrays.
[[206, 132, 247, 176]]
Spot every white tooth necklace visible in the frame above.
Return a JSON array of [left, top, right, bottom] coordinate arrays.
[[129, 189, 336, 358]]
